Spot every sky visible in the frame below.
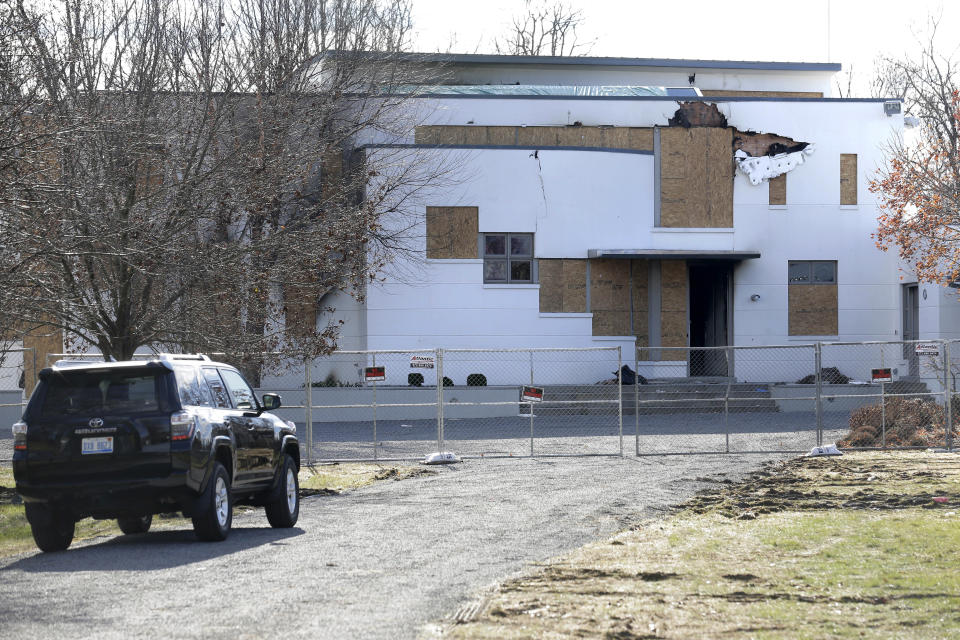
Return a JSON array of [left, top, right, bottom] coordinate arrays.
[[407, 0, 960, 95]]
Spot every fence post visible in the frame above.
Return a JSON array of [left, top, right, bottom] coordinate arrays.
[[304, 359, 312, 465], [724, 346, 732, 454], [944, 340, 953, 450], [436, 348, 444, 453], [529, 350, 535, 458], [618, 347, 623, 457], [635, 346, 640, 456], [815, 342, 823, 447], [372, 353, 378, 462]]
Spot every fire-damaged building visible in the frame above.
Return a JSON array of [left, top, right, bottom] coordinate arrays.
[[311, 52, 934, 385]]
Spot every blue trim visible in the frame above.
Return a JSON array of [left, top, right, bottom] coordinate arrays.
[[363, 143, 654, 156]]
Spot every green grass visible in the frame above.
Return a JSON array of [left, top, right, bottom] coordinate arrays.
[[445, 452, 960, 639]]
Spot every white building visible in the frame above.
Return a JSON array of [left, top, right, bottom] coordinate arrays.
[[297, 52, 959, 386]]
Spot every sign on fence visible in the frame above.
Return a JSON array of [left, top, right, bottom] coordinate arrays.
[[364, 366, 385, 382], [410, 355, 435, 369], [521, 385, 544, 402], [871, 368, 892, 383], [915, 342, 940, 356]]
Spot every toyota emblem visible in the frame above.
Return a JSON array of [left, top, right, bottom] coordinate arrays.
[[89, 418, 104, 428]]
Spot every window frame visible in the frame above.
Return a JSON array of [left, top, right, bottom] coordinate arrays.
[[481, 232, 536, 284], [788, 260, 837, 285]]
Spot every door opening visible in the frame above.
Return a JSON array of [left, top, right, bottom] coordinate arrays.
[[689, 262, 731, 377], [902, 284, 920, 378]]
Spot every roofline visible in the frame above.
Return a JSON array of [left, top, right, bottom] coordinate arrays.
[[378, 93, 895, 104], [363, 143, 653, 156], [320, 51, 841, 73]]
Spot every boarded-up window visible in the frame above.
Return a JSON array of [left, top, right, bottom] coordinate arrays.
[[660, 260, 688, 360], [840, 154, 857, 205], [539, 259, 586, 313], [660, 127, 734, 228], [426, 206, 479, 259], [769, 174, 786, 206], [788, 260, 838, 336], [589, 259, 631, 336]]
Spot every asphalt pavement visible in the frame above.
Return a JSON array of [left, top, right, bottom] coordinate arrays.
[[0, 453, 791, 639]]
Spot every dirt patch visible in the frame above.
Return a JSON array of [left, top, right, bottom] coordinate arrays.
[[442, 452, 960, 639]]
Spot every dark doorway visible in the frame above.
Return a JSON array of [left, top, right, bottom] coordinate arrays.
[[689, 262, 731, 377], [902, 284, 920, 377]]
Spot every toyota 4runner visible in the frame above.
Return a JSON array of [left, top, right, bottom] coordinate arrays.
[[12, 354, 300, 552]]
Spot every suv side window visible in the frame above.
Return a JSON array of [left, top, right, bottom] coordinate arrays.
[[174, 366, 212, 407], [201, 368, 232, 409], [219, 369, 256, 410]]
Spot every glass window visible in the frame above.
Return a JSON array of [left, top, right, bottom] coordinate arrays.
[[483, 233, 534, 284], [219, 369, 256, 410], [812, 261, 837, 283], [41, 370, 164, 416], [789, 260, 837, 285], [201, 368, 232, 409], [174, 366, 212, 407], [788, 261, 810, 284], [484, 235, 506, 256]]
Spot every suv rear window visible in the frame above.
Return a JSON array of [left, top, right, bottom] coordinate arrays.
[[40, 370, 169, 416]]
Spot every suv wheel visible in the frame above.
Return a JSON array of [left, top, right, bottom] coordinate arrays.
[[25, 503, 75, 553], [265, 454, 299, 528], [192, 462, 232, 541], [117, 514, 153, 535]]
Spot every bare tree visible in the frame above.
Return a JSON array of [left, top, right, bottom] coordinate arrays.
[[0, 0, 446, 379], [494, 0, 592, 57]]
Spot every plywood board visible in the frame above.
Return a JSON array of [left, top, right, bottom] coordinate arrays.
[[425, 206, 479, 259], [631, 260, 649, 347], [701, 90, 824, 98], [418, 125, 654, 151], [659, 127, 733, 228], [538, 259, 563, 313], [589, 259, 630, 311], [769, 174, 786, 205], [23, 328, 63, 395], [593, 310, 631, 337], [789, 285, 839, 336], [840, 153, 858, 205], [660, 260, 688, 360], [561, 259, 587, 313]]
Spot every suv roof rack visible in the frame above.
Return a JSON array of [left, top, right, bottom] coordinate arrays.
[[152, 353, 212, 362]]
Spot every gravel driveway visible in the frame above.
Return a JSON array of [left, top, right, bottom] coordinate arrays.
[[0, 454, 789, 639]]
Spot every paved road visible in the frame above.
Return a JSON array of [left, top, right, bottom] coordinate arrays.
[[0, 453, 789, 639]]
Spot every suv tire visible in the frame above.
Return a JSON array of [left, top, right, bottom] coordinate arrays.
[[25, 503, 75, 553], [117, 514, 152, 535], [265, 454, 299, 528], [192, 462, 232, 541]]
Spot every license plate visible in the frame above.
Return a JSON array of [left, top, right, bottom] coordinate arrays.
[[81, 437, 114, 455]]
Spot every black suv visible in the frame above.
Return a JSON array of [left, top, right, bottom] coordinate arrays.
[[12, 354, 300, 552]]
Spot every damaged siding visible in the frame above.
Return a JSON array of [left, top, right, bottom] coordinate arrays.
[[426, 206, 479, 259]]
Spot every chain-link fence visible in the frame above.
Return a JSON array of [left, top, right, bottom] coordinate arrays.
[[17, 341, 960, 464]]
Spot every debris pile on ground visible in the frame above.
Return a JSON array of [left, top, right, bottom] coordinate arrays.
[[796, 366, 849, 384], [839, 396, 957, 448]]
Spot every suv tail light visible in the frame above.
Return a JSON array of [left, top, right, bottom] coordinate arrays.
[[170, 411, 196, 441], [12, 420, 27, 451]]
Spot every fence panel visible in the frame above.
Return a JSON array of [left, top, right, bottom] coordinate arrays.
[[301, 349, 441, 462], [441, 347, 622, 458], [822, 340, 952, 450]]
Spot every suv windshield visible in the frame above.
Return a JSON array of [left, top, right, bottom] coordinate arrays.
[[40, 369, 169, 416]]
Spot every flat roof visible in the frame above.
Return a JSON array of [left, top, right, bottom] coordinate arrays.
[[321, 51, 841, 73], [588, 249, 761, 260]]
